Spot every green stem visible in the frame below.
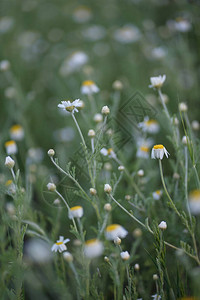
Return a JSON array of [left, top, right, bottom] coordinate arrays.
[[158, 89, 170, 120]]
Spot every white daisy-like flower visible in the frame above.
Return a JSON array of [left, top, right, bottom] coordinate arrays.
[[120, 251, 130, 261], [151, 144, 169, 160], [9, 124, 24, 141], [113, 24, 141, 44], [138, 117, 160, 134], [5, 179, 16, 194], [189, 190, 200, 215], [136, 145, 150, 159], [84, 239, 104, 258], [68, 206, 83, 219], [100, 148, 116, 159], [152, 190, 163, 200], [105, 224, 128, 240], [152, 294, 161, 300], [58, 99, 82, 113], [149, 75, 166, 89], [59, 51, 88, 76], [5, 140, 18, 155], [51, 236, 70, 253], [81, 80, 99, 95]]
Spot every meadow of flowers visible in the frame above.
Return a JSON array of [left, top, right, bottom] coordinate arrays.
[[1, 0, 200, 299]]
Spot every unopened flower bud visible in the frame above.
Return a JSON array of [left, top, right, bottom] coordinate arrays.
[[88, 129, 95, 138], [182, 136, 188, 145], [63, 251, 73, 262], [104, 256, 109, 262], [179, 102, 188, 112], [5, 156, 15, 169], [173, 173, 180, 180], [125, 195, 131, 201], [153, 274, 158, 281], [133, 228, 142, 238], [94, 113, 103, 123], [90, 188, 97, 195], [120, 251, 130, 261], [53, 198, 60, 205], [104, 184, 112, 194], [47, 183, 56, 191], [114, 237, 121, 245], [137, 169, 144, 177], [118, 165, 125, 172], [104, 203, 112, 212], [158, 221, 167, 230], [192, 120, 199, 131], [104, 162, 112, 171], [48, 149, 55, 157], [134, 263, 140, 271], [112, 80, 123, 91], [101, 106, 110, 115]]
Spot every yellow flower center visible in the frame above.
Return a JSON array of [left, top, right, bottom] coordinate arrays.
[[70, 206, 82, 211], [145, 120, 157, 126], [85, 239, 98, 245], [106, 224, 120, 232], [156, 190, 161, 195], [10, 125, 22, 132], [5, 180, 13, 186], [65, 105, 75, 112], [189, 189, 200, 201], [82, 80, 95, 86], [153, 144, 164, 150], [140, 146, 149, 152], [56, 242, 63, 245], [107, 148, 113, 155], [5, 140, 16, 147]]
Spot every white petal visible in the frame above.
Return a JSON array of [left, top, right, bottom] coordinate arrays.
[[63, 239, 70, 244]]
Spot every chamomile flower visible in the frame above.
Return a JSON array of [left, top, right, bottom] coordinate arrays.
[[100, 148, 116, 159], [152, 190, 163, 200], [58, 99, 82, 113], [105, 224, 128, 240], [113, 24, 141, 44], [138, 117, 160, 134], [59, 51, 88, 76], [149, 75, 166, 89], [151, 145, 169, 160], [189, 190, 200, 215], [5, 140, 18, 155], [136, 145, 150, 159], [51, 236, 70, 253], [81, 80, 99, 95], [9, 124, 24, 141], [68, 206, 83, 219], [84, 239, 104, 258], [5, 156, 15, 169], [5, 179, 16, 194]]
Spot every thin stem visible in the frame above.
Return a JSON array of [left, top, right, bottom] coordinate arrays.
[[55, 190, 78, 232], [98, 212, 109, 238], [184, 146, 192, 222], [72, 113, 87, 150], [11, 168, 16, 181], [109, 194, 147, 230], [159, 159, 180, 217], [69, 262, 81, 300], [193, 164, 200, 189], [113, 172, 124, 195], [50, 157, 101, 220], [95, 116, 107, 151], [158, 89, 170, 120]]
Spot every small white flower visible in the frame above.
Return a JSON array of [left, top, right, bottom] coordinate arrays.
[[5, 180, 16, 195], [88, 129, 95, 138], [105, 224, 128, 240], [47, 183, 56, 191], [114, 237, 121, 245], [84, 239, 104, 258], [152, 294, 161, 300], [120, 251, 130, 261], [81, 80, 99, 95], [51, 236, 70, 253], [68, 206, 83, 219], [152, 190, 163, 200], [9, 124, 24, 141], [138, 117, 160, 134], [25, 238, 52, 263], [5, 140, 18, 155], [136, 145, 149, 159], [59, 51, 88, 76], [100, 147, 116, 159], [72, 6, 92, 24], [137, 169, 144, 177], [182, 136, 188, 145], [104, 184, 112, 194], [118, 165, 125, 171], [0, 60, 10, 71], [189, 190, 200, 215], [113, 24, 141, 44], [90, 188, 97, 195], [47, 149, 55, 157], [192, 120, 199, 131], [158, 221, 167, 230], [149, 75, 166, 89], [58, 99, 82, 113], [134, 263, 140, 270], [104, 203, 112, 212], [5, 156, 15, 169], [151, 144, 169, 160], [153, 274, 159, 281], [112, 80, 123, 91]]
